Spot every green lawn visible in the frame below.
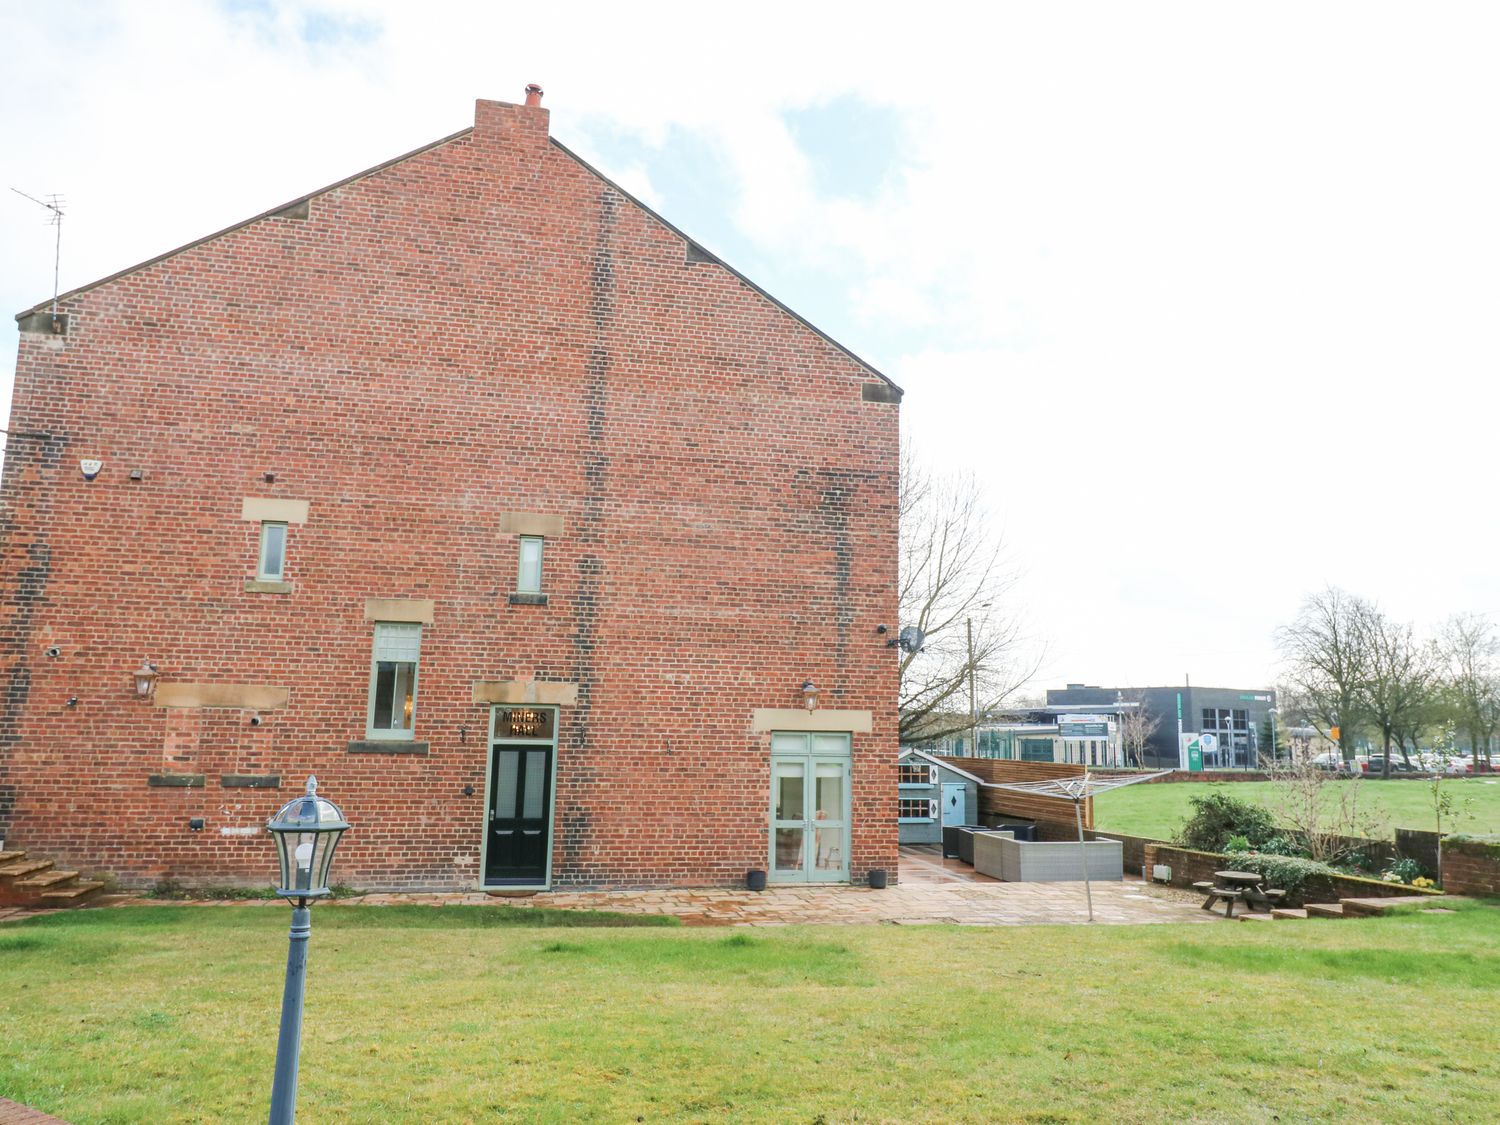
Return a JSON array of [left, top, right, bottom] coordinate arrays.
[[3, 902, 1499, 1123], [1094, 777, 1500, 842]]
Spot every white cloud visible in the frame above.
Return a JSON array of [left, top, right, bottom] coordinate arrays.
[[5, 0, 1500, 692]]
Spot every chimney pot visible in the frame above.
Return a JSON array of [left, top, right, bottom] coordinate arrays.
[[524, 83, 544, 107]]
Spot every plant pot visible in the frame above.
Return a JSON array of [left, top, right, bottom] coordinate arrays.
[[867, 868, 888, 890], [745, 869, 767, 892]]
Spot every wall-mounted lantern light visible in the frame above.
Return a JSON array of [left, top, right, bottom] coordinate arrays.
[[133, 660, 159, 700], [801, 680, 819, 712]]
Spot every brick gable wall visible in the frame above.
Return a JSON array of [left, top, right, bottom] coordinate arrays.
[[0, 97, 899, 890]]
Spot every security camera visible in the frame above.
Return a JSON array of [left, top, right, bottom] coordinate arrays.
[[44, 646, 60, 658], [249, 714, 263, 727]]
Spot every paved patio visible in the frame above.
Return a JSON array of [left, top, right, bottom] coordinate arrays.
[[1, 848, 1217, 928], [350, 846, 1215, 927]]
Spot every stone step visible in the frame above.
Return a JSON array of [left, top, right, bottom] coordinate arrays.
[[40, 880, 104, 903], [0, 850, 26, 865], [0, 859, 54, 881], [1303, 902, 1345, 918], [1340, 895, 1448, 917], [1271, 907, 1309, 920], [15, 869, 79, 890], [1236, 912, 1276, 922]]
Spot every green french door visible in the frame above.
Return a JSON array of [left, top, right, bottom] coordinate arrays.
[[769, 732, 851, 883]]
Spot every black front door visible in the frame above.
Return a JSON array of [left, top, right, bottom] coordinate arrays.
[[485, 745, 552, 884]]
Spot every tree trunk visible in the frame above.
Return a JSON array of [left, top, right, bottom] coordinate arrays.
[[1381, 728, 1392, 779]]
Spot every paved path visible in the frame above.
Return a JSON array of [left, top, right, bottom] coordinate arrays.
[[0, 1099, 70, 1124]]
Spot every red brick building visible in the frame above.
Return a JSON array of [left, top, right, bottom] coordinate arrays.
[[0, 90, 901, 892]]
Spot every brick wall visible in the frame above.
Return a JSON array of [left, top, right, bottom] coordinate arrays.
[[1142, 844, 1436, 907], [0, 96, 900, 891], [1440, 838, 1500, 896]]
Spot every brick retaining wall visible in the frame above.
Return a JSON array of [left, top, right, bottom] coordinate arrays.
[[1142, 843, 1439, 907], [1440, 838, 1500, 896]]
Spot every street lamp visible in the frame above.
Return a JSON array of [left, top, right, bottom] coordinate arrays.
[[265, 777, 349, 1125]]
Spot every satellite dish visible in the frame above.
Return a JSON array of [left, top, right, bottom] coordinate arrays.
[[897, 626, 926, 654]]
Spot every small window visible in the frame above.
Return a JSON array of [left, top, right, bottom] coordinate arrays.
[[258, 522, 287, 581], [367, 622, 421, 739], [898, 797, 935, 821], [517, 536, 543, 593], [898, 763, 933, 786]]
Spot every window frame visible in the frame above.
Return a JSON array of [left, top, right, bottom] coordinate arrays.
[[898, 797, 937, 822], [257, 521, 288, 582], [365, 622, 422, 741], [517, 535, 544, 594]]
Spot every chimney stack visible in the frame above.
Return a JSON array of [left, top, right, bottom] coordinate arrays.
[[524, 84, 544, 107]]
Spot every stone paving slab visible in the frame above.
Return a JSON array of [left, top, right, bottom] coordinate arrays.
[[0, 1098, 70, 1124]]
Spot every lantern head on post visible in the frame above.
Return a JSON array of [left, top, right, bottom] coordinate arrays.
[[267, 776, 349, 902]]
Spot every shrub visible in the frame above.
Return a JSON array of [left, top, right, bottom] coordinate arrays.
[[1224, 835, 1251, 853], [1258, 835, 1304, 857], [1177, 790, 1279, 853], [1228, 853, 1340, 898]]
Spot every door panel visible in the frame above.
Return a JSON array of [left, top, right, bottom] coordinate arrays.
[[941, 782, 967, 827], [771, 760, 808, 876], [485, 746, 551, 884]]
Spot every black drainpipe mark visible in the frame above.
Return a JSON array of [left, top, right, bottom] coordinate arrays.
[[561, 185, 619, 880], [0, 431, 66, 840]]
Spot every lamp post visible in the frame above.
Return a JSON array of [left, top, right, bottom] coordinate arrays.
[[265, 777, 349, 1125], [1267, 706, 1280, 766]]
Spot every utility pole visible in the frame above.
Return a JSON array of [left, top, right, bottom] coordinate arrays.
[[967, 617, 977, 758]]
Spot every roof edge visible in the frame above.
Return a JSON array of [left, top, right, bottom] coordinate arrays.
[[14, 126, 476, 322], [547, 137, 902, 396]]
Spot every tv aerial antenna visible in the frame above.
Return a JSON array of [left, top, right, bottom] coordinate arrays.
[[11, 187, 65, 319]]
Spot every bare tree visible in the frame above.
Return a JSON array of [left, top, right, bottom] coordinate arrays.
[[1438, 613, 1500, 771], [1116, 692, 1162, 768], [1266, 760, 1389, 864], [1357, 608, 1441, 778], [898, 449, 1036, 744], [1275, 587, 1372, 763]]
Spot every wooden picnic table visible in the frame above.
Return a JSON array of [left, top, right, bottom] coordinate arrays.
[[1195, 870, 1286, 917]]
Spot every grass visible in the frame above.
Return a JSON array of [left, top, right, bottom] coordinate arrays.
[[1094, 777, 1500, 842], [2, 903, 1498, 1123]]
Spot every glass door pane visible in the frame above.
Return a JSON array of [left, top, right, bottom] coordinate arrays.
[[771, 760, 807, 876], [810, 760, 848, 880]]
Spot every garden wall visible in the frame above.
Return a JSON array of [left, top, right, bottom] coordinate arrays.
[[1440, 838, 1500, 896], [1395, 829, 1442, 876], [1141, 844, 1440, 907], [1029, 821, 1154, 873]]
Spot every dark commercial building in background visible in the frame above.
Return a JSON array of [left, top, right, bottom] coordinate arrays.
[[1045, 684, 1277, 770]]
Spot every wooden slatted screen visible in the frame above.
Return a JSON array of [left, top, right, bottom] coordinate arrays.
[[933, 757, 1093, 828]]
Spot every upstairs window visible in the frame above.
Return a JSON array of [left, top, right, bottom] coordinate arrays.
[[517, 536, 544, 594], [898, 763, 935, 786], [368, 622, 421, 739], [258, 522, 288, 582]]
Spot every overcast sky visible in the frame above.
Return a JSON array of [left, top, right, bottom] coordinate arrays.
[[4, 1, 1498, 694]]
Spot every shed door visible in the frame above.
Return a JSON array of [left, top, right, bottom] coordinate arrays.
[[941, 782, 967, 827]]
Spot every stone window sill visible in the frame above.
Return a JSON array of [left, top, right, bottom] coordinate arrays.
[[245, 580, 293, 594], [508, 592, 549, 606], [148, 773, 205, 788], [347, 740, 429, 756]]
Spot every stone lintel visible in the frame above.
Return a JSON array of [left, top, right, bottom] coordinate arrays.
[[498, 511, 564, 537], [751, 708, 874, 734], [472, 680, 579, 706], [363, 598, 435, 624], [240, 498, 309, 523]]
